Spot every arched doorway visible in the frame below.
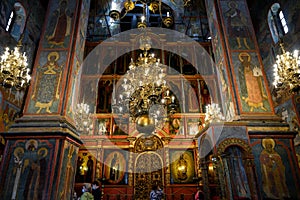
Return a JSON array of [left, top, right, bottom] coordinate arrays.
[[216, 138, 259, 200], [133, 135, 164, 199]]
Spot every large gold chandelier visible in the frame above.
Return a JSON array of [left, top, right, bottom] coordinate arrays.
[[0, 43, 31, 90], [113, 36, 177, 134], [273, 42, 300, 94]]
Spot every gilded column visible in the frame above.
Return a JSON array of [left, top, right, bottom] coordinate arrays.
[[127, 137, 136, 188]]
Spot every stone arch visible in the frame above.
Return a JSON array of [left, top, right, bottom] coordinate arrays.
[[216, 138, 259, 200], [217, 138, 252, 156]]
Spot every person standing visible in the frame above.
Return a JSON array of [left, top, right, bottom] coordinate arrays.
[[195, 189, 204, 200], [86, 156, 94, 182], [80, 183, 94, 200], [91, 181, 102, 200], [150, 184, 163, 200]]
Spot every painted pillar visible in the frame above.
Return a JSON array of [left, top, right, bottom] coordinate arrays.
[[205, 0, 275, 119], [0, 0, 90, 199]]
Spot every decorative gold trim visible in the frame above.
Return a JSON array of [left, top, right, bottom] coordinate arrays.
[[217, 138, 252, 155], [248, 127, 289, 131]]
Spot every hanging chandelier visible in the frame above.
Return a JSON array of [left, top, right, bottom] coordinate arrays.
[[112, 35, 177, 134], [273, 42, 300, 94], [204, 103, 224, 124], [109, 0, 176, 27], [0, 43, 31, 90], [73, 102, 93, 134]]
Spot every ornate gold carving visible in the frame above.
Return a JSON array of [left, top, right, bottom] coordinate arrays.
[[134, 135, 163, 153], [134, 152, 163, 199], [217, 138, 252, 155]]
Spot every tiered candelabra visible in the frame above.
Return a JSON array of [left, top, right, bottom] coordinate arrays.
[[0, 45, 31, 90], [73, 102, 93, 134], [204, 103, 224, 124], [273, 42, 300, 94]]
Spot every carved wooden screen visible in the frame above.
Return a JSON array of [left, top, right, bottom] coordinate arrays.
[[134, 152, 163, 199]]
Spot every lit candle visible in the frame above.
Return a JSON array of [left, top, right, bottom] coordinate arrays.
[[171, 96, 175, 103]]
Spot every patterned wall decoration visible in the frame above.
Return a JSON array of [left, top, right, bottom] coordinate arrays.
[[170, 150, 195, 184], [28, 51, 66, 114], [103, 150, 127, 184], [0, 139, 54, 200], [251, 138, 300, 199]]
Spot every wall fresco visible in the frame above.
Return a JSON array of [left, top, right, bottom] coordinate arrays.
[[251, 138, 300, 199], [220, 0, 255, 50], [28, 51, 66, 114], [0, 97, 20, 132], [232, 51, 271, 112], [103, 150, 127, 184], [75, 151, 96, 183], [56, 142, 79, 200], [43, 0, 76, 48], [0, 139, 55, 200]]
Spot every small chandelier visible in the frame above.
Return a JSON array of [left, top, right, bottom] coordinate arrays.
[[113, 36, 177, 134], [0, 43, 31, 90], [109, 0, 175, 28], [273, 42, 300, 94], [204, 103, 224, 124], [73, 102, 93, 134]]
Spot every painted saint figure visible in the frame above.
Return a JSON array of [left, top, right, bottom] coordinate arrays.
[[86, 156, 94, 182], [260, 138, 290, 199], [109, 153, 120, 181], [32, 52, 62, 113], [177, 154, 188, 180], [10, 3, 26, 41], [238, 52, 267, 112], [225, 1, 250, 49], [47, 0, 72, 47]]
